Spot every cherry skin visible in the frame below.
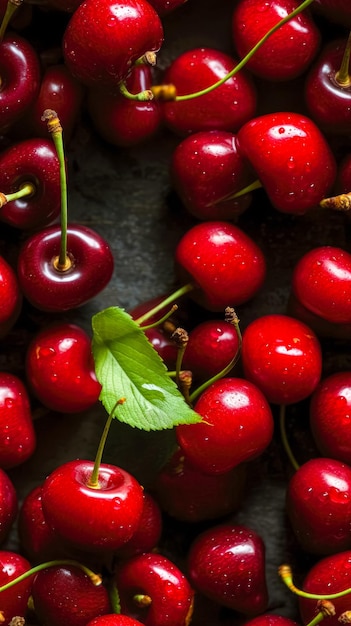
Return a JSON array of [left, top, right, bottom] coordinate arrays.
[[0, 372, 36, 470], [161, 47, 257, 136], [244, 615, 300, 626], [310, 372, 351, 464], [115, 551, 194, 626], [87, 617, 144, 626], [17, 223, 114, 312], [0, 468, 17, 545], [176, 377, 274, 474], [187, 523, 268, 615], [0, 550, 33, 624], [312, 0, 351, 26], [0, 33, 40, 133], [0, 138, 61, 229], [232, 0, 320, 81], [88, 64, 161, 147], [175, 220, 266, 311], [286, 457, 351, 555], [151, 447, 247, 522], [299, 551, 351, 626], [170, 130, 253, 221], [0, 255, 22, 339], [25, 322, 102, 414], [31, 564, 112, 626], [41, 459, 145, 553], [236, 111, 337, 215], [63, 0, 164, 89], [292, 246, 351, 325], [114, 492, 163, 559]]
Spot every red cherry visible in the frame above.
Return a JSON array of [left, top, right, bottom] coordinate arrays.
[[161, 47, 257, 136], [286, 457, 351, 555], [17, 223, 114, 312], [243, 615, 300, 626], [0, 138, 61, 229], [170, 130, 252, 220], [241, 314, 322, 405], [0, 550, 33, 625], [187, 523, 268, 615], [41, 459, 145, 553], [175, 220, 266, 311], [63, 0, 164, 89], [232, 0, 320, 81], [292, 246, 351, 325], [236, 111, 337, 214], [87, 617, 145, 626], [0, 255, 22, 339], [25, 322, 101, 414], [31, 564, 111, 626], [0, 469, 17, 545], [114, 492, 163, 559], [115, 552, 194, 626], [310, 372, 351, 464], [0, 372, 36, 470], [312, 0, 351, 26]]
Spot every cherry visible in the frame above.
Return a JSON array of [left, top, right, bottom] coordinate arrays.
[[187, 523, 268, 614], [0, 372, 36, 470], [63, 0, 164, 89], [115, 551, 194, 626], [0, 550, 33, 624], [0, 137, 61, 229], [236, 111, 337, 214], [309, 372, 351, 464], [114, 492, 163, 559], [0, 254, 22, 339], [87, 617, 144, 626], [31, 563, 112, 626], [287, 292, 351, 341], [292, 246, 351, 325], [176, 377, 274, 474], [41, 459, 145, 553], [25, 322, 102, 414], [170, 130, 253, 221], [160, 47, 257, 136], [146, 0, 185, 14], [232, 0, 320, 81], [286, 457, 351, 555], [151, 447, 247, 522], [243, 615, 300, 626], [241, 313, 322, 405], [175, 220, 266, 311], [312, 0, 351, 26], [88, 64, 161, 147], [0, 468, 17, 545]]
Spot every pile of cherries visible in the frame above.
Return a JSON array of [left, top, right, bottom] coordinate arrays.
[[0, 0, 351, 624]]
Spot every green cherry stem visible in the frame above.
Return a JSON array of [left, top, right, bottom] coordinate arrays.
[[0, 182, 35, 207], [0, 0, 23, 42], [279, 564, 351, 601], [108, 580, 122, 615], [119, 81, 154, 101], [279, 404, 300, 471], [207, 179, 263, 207], [42, 108, 70, 271], [134, 283, 194, 326], [87, 397, 126, 489], [139, 304, 178, 331], [335, 29, 351, 87], [0, 559, 102, 593]]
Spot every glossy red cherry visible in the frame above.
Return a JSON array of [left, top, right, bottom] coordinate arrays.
[[87, 617, 145, 626], [236, 111, 337, 214], [161, 47, 257, 136], [310, 372, 351, 464], [175, 220, 266, 311], [114, 492, 162, 559], [25, 322, 101, 414], [115, 552, 194, 626], [0, 255, 22, 339], [292, 246, 351, 325], [0, 372, 36, 469], [241, 314, 322, 405], [0, 550, 33, 625], [0, 138, 61, 229], [170, 130, 252, 220], [232, 0, 320, 81], [63, 0, 164, 89], [17, 223, 114, 312], [286, 457, 351, 555], [41, 459, 145, 553], [31, 564, 112, 626], [244, 615, 300, 626], [0, 469, 17, 545], [187, 523, 268, 614]]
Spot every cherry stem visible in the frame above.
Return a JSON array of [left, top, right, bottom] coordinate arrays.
[[207, 179, 263, 207], [335, 30, 351, 87], [0, 0, 23, 43], [133, 594, 152, 608], [139, 304, 178, 331], [0, 559, 102, 594], [0, 182, 35, 207], [320, 191, 351, 212], [108, 580, 121, 614], [279, 404, 300, 471], [279, 564, 351, 600], [134, 283, 194, 326], [189, 307, 242, 403], [88, 397, 127, 489], [42, 109, 70, 271], [305, 612, 326, 626], [171, 327, 189, 388], [118, 81, 154, 101]]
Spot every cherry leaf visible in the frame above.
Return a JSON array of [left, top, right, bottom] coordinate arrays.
[[92, 306, 201, 431]]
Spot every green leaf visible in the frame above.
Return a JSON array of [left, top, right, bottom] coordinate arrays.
[[91, 306, 202, 431]]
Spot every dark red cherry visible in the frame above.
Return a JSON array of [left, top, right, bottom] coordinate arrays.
[[0, 372, 36, 470], [161, 47, 257, 136], [0, 469, 17, 545], [0, 254, 22, 339], [312, 0, 351, 26]]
